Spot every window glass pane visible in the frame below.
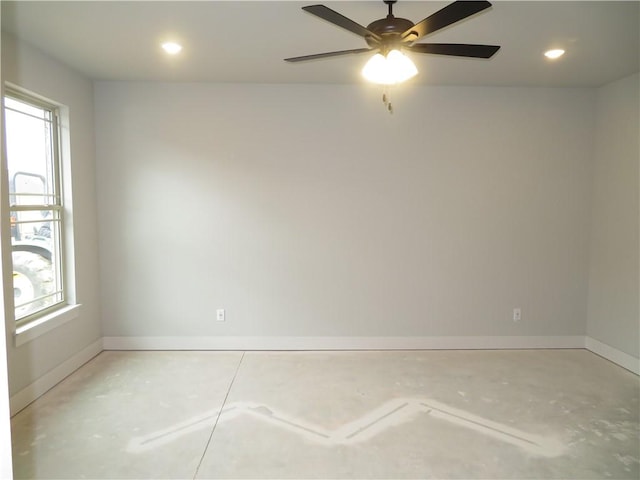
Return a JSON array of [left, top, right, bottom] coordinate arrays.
[[10, 172, 57, 206], [11, 209, 63, 320], [10, 208, 58, 243], [4, 103, 57, 206]]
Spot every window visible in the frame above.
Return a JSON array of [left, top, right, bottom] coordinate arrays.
[[3, 90, 66, 324]]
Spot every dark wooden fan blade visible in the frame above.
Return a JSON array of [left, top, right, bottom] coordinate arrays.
[[402, 1, 493, 42], [285, 48, 375, 63], [303, 5, 381, 42], [407, 43, 500, 58]]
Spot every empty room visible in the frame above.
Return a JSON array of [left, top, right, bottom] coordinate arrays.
[[0, 1, 638, 479]]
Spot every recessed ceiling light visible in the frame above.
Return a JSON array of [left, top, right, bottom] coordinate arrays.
[[161, 42, 182, 55], [544, 49, 565, 60]]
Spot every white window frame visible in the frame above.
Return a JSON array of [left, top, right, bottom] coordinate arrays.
[[2, 85, 80, 346]]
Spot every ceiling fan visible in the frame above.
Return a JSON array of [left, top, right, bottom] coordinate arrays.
[[285, 0, 500, 83]]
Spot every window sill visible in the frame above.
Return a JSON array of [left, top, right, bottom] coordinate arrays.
[[14, 304, 82, 347]]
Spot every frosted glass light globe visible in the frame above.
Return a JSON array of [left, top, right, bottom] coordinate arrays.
[[362, 50, 418, 85]]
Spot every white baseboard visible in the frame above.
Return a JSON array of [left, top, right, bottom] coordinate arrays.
[[9, 338, 103, 415], [585, 337, 640, 375], [102, 335, 586, 351], [10, 336, 637, 416]]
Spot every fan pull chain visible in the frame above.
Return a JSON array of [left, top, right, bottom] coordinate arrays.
[[382, 87, 393, 114]]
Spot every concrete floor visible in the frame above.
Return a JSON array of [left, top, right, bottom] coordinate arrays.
[[10, 349, 640, 479]]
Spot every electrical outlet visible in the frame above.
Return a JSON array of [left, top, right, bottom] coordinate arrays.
[[216, 309, 225, 322], [513, 308, 521, 322]]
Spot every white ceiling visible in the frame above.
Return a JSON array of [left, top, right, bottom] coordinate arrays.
[[1, 1, 638, 87]]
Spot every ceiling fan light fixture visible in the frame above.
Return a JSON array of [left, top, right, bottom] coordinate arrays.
[[362, 49, 418, 85]]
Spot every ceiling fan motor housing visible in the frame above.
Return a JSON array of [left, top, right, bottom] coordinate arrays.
[[365, 16, 415, 49]]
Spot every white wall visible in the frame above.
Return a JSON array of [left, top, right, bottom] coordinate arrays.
[[587, 73, 640, 359], [95, 82, 595, 341], [1, 32, 102, 395]]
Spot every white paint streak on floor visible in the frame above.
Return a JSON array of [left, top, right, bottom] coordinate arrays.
[[128, 397, 565, 457]]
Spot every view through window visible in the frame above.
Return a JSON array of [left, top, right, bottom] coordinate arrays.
[[4, 91, 65, 322]]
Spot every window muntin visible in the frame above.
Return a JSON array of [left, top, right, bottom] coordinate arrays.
[[4, 91, 66, 323]]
